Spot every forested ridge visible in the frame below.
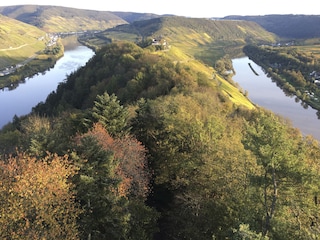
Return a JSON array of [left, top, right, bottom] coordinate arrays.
[[224, 15, 320, 39]]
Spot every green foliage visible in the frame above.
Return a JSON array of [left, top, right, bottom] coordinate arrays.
[[231, 224, 269, 240], [215, 55, 234, 78], [131, 93, 257, 239], [92, 92, 130, 136], [33, 41, 209, 115], [73, 136, 128, 239], [242, 109, 320, 238]]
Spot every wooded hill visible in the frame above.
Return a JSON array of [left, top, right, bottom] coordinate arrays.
[[0, 5, 128, 32], [224, 14, 320, 39]]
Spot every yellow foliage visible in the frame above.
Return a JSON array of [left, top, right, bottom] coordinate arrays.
[[0, 152, 80, 239]]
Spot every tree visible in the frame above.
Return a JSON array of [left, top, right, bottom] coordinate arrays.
[[132, 93, 256, 239], [91, 92, 129, 137], [231, 224, 269, 240], [0, 152, 80, 239], [20, 114, 52, 157], [242, 110, 308, 237], [80, 123, 150, 198], [73, 123, 158, 239]]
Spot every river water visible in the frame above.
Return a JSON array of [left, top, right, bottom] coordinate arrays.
[[232, 56, 320, 140], [0, 45, 94, 128]]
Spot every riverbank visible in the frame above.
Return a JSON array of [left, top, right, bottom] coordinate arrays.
[[0, 45, 94, 128], [0, 41, 64, 90], [0, 35, 88, 90], [243, 44, 320, 112], [232, 56, 320, 140]]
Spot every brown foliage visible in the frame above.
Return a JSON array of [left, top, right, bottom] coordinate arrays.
[[0, 152, 80, 239], [79, 123, 150, 199]]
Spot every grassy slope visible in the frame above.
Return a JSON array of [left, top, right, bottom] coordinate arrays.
[[0, 14, 47, 69], [96, 16, 276, 63], [155, 45, 255, 109], [151, 17, 276, 59], [0, 5, 128, 33]]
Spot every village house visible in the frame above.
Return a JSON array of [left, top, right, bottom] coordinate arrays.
[[310, 71, 320, 80], [152, 38, 167, 48]]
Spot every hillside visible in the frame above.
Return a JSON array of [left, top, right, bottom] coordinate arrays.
[[224, 14, 320, 39], [0, 14, 47, 69], [112, 11, 165, 23], [0, 5, 128, 32], [83, 16, 277, 65]]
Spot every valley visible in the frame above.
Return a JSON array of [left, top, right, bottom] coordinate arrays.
[[1, 6, 320, 239]]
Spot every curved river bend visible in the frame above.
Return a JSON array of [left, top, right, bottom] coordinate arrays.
[[0, 45, 94, 128], [232, 57, 320, 140]]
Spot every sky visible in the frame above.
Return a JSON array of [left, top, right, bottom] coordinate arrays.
[[0, 0, 319, 18]]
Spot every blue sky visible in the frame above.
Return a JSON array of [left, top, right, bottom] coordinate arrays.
[[1, 0, 319, 18]]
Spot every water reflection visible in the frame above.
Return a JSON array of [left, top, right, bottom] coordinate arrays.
[[232, 57, 320, 140], [0, 45, 94, 128]]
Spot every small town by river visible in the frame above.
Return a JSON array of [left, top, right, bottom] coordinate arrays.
[[0, 44, 94, 128], [232, 56, 320, 141]]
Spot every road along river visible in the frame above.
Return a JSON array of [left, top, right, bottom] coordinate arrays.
[[232, 56, 320, 140], [0, 45, 94, 128]]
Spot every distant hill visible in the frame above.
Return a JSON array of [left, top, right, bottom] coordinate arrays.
[[0, 14, 47, 69], [224, 15, 320, 39], [87, 16, 277, 64], [111, 12, 166, 23], [0, 5, 128, 32], [130, 16, 277, 42]]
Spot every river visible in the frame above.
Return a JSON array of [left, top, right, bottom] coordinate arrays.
[[0, 45, 95, 128], [232, 56, 320, 140]]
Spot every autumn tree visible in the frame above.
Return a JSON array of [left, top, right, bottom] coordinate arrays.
[[0, 152, 80, 239], [73, 123, 158, 240]]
